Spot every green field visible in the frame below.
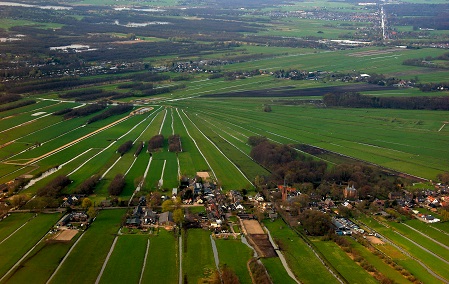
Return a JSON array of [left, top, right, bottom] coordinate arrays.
[[215, 239, 253, 283], [263, 219, 339, 284], [141, 229, 178, 284], [183, 229, 215, 283], [1, 232, 80, 284], [99, 235, 148, 284], [1, 1, 449, 282], [48, 209, 126, 284], [0, 213, 34, 241], [261, 258, 298, 284], [358, 215, 447, 284], [0, 213, 62, 280], [311, 238, 377, 284], [346, 238, 410, 284]]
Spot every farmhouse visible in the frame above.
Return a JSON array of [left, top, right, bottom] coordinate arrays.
[[57, 212, 89, 228], [159, 211, 174, 225]]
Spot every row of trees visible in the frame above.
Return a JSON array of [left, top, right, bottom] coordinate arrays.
[[117, 140, 133, 156], [0, 94, 21, 104], [87, 104, 133, 124], [108, 174, 125, 196], [135, 141, 144, 157], [323, 92, 449, 110], [0, 100, 36, 113], [54, 103, 107, 120], [36, 175, 71, 198], [75, 175, 100, 195]]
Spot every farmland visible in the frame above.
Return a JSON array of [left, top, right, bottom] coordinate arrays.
[[263, 219, 340, 284], [183, 229, 215, 283], [0, 213, 61, 280], [1, 0, 449, 283]]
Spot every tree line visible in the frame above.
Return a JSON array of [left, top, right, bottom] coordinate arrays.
[[0, 100, 36, 113], [53, 103, 106, 120], [87, 104, 133, 124], [323, 92, 449, 110]]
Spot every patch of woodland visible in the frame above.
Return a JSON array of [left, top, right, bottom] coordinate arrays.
[[323, 92, 449, 110], [36, 175, 71, 198], [74, 175, 101, 195], [168, 134, 182, 152], [108, 174, 125, 196], [249, 137, 405, 200], [148, 135, 164, 152], [86, 104, 133, 124], [117, 140, 133, 156]]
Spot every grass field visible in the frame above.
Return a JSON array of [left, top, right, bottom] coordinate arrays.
[[311, 238, 377, 284], [346, 238, 410, 284], [261, 258, 298, 284], [0, 213, 62, 279], [173, 98, 449, 179], [263, 219, 339, 284], [183, 229, 215, 283], [141, 229, 178, 284], [1, 232, 80, 284], [99, 235, 148, 284], [0, 213, 34, 241], [215, 239, 253, 283], [48, 209, 126, 284], [358, 215, 447, 283]]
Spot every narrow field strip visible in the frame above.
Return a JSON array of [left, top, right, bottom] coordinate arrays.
[[183, 110, 253, 186], [0, 120, 64, 153], [402, 223, 449, 250], [124, 156, 138, 176], [68, 142, 117, 176], [0, 229, 48, 282], [95, 235, 119, 284], [265, 228, 301, 284], [159, 109, 167, 135], [357, 217, 449, 283], [25, 115, 130, 166], [0, 218, 32, 245], [139, 240, 150, 284], [159, 160, 166, 187], [0, 113, 53, 135], [176, 108, 217, 181], [133, 107, 163, 143], [100, 156, 122, 180], [46, 232, 86, 284]]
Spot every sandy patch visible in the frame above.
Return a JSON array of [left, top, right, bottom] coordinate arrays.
[[366, 235, 384, 245], [54, 229, 78, 241], [196, 171, 210, 180], [242, 220, 265, 235]]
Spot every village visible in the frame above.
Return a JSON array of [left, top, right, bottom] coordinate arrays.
[[47, 170, 449, 249]]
